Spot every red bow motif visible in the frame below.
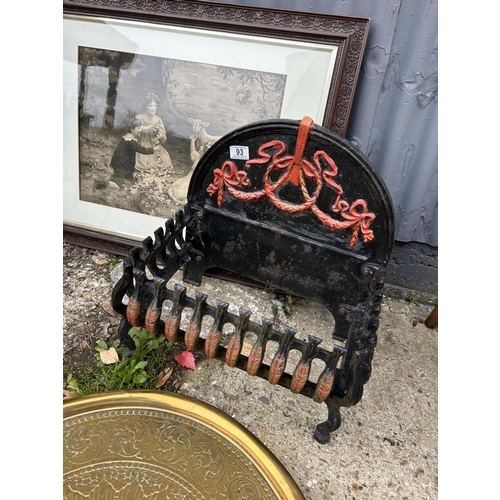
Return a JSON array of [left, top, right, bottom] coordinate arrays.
[[207, 118, 375, 248]]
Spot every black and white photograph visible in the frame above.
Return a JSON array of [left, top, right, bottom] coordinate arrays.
[[78, 47, 287, 218], [63, 6, 367, 245]]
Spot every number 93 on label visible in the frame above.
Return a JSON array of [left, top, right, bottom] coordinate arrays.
[[229, 145, 250, 160]]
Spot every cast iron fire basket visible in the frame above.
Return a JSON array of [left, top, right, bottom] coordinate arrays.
[[111, 116, 395, 443]]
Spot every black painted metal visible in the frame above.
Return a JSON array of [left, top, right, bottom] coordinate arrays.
[[185, 118, 394, 340], [111, 117, 395, 443]]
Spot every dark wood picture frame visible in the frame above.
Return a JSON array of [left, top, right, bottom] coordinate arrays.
[[63, 0, 371, 255]]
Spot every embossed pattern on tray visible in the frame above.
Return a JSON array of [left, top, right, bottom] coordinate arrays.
[[63, 391, 304, 499]]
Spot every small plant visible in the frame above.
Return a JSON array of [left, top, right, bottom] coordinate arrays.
[[282, 295, 293, 316], [108, 260, 121, 272], [272, 303, 281, 318], [407, 294, 421, 306], [64, 327, 173, 398], [272, 294, 294, 320], [65, 373, 81, 394]]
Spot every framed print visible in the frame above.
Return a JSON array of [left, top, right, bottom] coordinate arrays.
[[63, 0, 371, 254]]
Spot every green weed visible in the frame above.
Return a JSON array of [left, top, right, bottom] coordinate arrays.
[[272, 303, 281, 318], [407, 295, 421, 306], [282, 295, 293, 316], [64, 327, 173, 397], [108, 260, 121, 272]]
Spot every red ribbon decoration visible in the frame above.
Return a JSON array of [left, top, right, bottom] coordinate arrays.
[[206, 117, 376, 248]]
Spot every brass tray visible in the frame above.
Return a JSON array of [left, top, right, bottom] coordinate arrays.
[[63, 390, 305, 499]]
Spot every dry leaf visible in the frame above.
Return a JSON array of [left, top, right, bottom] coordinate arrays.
[[100, 347, 119, 364], [101, 300, 119, 317], [175, 351, 196, 370], [63, 390, 77, 400], [155, 367, 174, 388]]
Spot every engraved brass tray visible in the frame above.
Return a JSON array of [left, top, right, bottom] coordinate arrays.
[[63, 390, 305, 499]]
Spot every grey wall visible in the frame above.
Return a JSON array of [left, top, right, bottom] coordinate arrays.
[[208, 0, 438, 248], [207, 0, 438, 299]]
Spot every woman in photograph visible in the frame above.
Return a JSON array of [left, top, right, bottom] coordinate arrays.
[[135, 93, 174, 173]]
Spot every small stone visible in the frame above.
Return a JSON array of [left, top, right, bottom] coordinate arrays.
[[91, 255, 109, 265], [110, 265, 125, 283], [241, 340, 253, 356], [259, 396, 269, 405]]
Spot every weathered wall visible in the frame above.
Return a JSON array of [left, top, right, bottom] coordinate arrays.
[[209, 0, 438, 297]]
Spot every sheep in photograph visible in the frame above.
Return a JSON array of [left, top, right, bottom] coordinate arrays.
[[181, 83, 195, 96], [235, 84, 251, 100], [167, 135, 201, 204], [235, 93, 247, 104], [217, 83, 233, 91], [189, 118, 222, 153]]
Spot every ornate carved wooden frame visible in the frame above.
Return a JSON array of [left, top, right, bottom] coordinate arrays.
[[63, 0, 371, 254]]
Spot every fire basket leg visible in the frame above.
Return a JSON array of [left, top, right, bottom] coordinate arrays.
[[332, 314, 350, 341], [117, 317, 136, 356], [313, 399, 342, 444]]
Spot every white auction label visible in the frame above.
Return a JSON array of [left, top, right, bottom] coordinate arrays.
[[229, 145, 249, 160]]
